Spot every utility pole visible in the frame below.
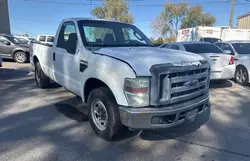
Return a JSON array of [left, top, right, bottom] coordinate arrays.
[[229, 0, 235, 28]]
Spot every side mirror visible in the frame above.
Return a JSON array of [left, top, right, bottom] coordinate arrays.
[[4, 41, 10, 45], [223, 50, 232, 55]]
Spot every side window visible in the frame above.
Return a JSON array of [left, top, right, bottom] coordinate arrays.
[[47, 36, 54, 43], [0, 36, 8, 45], [0, 37, 5, 44], [222, 44, 234, 55], [164, 44, 171, 48], [170, 45, 180, 50], [39, 36, 46, 42], [215, 43, 223, 48], [57, 22, 77, 54]]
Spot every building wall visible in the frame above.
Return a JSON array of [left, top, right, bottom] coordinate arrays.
[[238, 15, 250, 29], [0, 0, 11, 34]]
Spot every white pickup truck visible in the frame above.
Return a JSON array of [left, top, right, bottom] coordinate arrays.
[[31, 18, 211, 140]]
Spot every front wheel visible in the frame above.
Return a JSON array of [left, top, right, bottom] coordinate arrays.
[[13, 51, 27, 63], [35, 62, 50, 88], [235, 66, 249, 86], [87, 87, 123, 140]]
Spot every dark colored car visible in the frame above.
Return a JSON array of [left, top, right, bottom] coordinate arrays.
[[0, 34, 30, 63]]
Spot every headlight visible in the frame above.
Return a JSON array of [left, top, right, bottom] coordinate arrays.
[[124, 77, 150, 107]]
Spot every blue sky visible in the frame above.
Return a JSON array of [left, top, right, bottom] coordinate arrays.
[[8, 0, 250, 38]]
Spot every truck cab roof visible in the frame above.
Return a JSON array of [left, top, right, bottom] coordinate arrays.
[[62, 17, 131, 25]]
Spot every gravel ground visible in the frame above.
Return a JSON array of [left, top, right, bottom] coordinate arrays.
[[1, 60, 250, 161]]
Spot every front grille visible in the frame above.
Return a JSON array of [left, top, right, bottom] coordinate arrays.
[[150, 61, 210, 106]]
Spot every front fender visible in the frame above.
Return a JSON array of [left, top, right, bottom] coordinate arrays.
[[81, 56, 137, 106], [12, 48, 26, 56]]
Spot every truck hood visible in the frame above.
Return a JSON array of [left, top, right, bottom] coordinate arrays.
[[95, 47, 205, 76]]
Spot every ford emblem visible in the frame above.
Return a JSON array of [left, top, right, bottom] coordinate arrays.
[[184, 80, 199, 87]]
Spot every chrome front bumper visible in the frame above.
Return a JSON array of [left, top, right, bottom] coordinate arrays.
[[119, 96, 210, 129]]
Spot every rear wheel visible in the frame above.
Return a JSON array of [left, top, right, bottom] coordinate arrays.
[[87, 87, 123, 140], [235, 66, 249, 86], [35, 62, 50, 88], [13, 51, 27, 63]]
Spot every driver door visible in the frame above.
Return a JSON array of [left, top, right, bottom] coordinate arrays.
[[53, 21, 81, 95]]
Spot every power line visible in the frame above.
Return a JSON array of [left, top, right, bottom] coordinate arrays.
[[23, 0, 233, 7]]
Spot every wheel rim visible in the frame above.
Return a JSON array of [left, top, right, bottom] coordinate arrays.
[[15, 53, 25, 62], [236, 69, 247, 83], [91, 99, 108, 131]]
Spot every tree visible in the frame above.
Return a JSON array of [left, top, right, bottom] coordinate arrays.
[[181, 6, 216, 28], [152, 13, 170, 39], [91, 0, 134, 24], [152, 2, 187, 39], [152, 3, 216, 40], [163, 2, 188, 35]]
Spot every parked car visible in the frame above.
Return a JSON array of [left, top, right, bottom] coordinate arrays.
[[215, 41, 250, 85], [31, 18, 211, 140], [161, 42, 235, 81], [37, 35, 54, 45], [0, 34, 30, 63], [0, 54, 2, 67], [15, 36, 38, 44]]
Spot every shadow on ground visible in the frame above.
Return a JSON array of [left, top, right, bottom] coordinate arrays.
[[0, 68, 30, 80], [210, 80, 233, 89], [140, 107, 211, 141]]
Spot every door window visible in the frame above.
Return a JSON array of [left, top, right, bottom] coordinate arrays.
[[170, 45, 179, 50], [222, 44, 234, 55], [39, 36, 46, 42], [215, 43, 223, 48], [47, 36, 54, 43], [57, 21, 77, 54]]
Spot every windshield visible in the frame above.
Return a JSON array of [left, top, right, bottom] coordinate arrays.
[[232, 43, 250, 54], [184, 43, 223, 54], [78, 20, 153, 47], [5, 36, 23, 44]]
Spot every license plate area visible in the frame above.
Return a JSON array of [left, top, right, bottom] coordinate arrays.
[[185, 109, 198, 122]]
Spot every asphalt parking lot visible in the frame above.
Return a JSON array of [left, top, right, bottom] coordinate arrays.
[[1, 60, 250, 161]]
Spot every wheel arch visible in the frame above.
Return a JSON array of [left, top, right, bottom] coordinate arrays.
[[33, 55, 39, 64], [236, 64, 250, 83], [83, 78, 113, 103], [82, 77, 127, 106], [12, 49, 25, 57]]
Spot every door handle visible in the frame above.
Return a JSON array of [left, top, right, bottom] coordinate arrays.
[[53, 52, 55, 61]]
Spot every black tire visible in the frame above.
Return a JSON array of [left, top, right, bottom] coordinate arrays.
[[35, 62, 50, 88], [235, 66, 249, 86], [13, 51, 27, 63], [87, 87, 123, 140]]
